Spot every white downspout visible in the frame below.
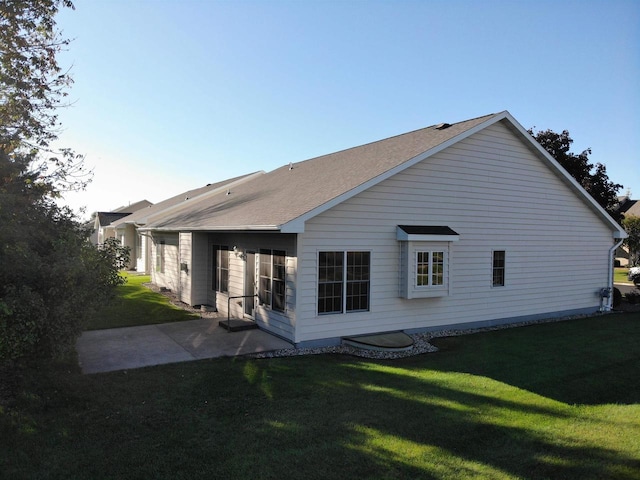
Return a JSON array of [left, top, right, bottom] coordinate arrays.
[[605, 236, 626, 311]]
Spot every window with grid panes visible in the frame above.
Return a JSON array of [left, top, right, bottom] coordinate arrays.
[[318, 251, 370, 314]]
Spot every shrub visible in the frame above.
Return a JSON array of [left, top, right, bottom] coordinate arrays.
[[612, 287, 622, 309], [625, 290, 640, 304]]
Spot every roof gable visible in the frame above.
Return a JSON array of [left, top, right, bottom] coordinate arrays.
[[96, 212, 131, 227], [143, 110, 624, 239], [145, 113, 497, 231]]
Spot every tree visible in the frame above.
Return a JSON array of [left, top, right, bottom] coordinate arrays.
[[528, 128, 622, 217], [622, 216, 640, 267], [0, 0, 125, 362]]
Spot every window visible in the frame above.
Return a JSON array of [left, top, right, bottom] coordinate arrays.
[[213, 246, 229, 293], [259, 249, 286, 312], [492, 250, 505, 287], [397, 226, 457, 299], [318, 251, 370, 314], [416, 251, 444, 287], [156, 241, 165, 273], [272, 251, 286, 312]]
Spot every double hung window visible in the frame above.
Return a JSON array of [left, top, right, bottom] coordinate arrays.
[[259, 249, 286, 312], [156, 241, 165, 273], [212, 245, 229, 293], [318, 251, 370, 315]]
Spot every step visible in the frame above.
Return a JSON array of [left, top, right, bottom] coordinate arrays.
[[343, 331, 414, 352], [218, 319, 258, 332]]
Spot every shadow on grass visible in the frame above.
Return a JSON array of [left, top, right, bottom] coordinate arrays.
[[3, 315, 639, 479], [427, 313, 640, 406]]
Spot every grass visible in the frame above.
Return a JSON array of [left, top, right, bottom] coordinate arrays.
[[85, 272, 199, 330], [1, 313, 639, 479], [615, 267, 631, 284]]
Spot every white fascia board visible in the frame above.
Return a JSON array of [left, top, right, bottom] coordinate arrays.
[[396, 232, 460, 242], [501, 111, 627, 239], [280, 113, 508, 234], [138, 225, 280, 233]]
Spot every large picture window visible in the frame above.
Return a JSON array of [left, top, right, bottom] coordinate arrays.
[[416, 251, 444, 287], [318, 251, 370, 315], [212, 245, 229, 293], [259, 249, 286, 312]]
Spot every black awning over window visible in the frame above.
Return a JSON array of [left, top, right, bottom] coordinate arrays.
[[397, 225, 459, 236]]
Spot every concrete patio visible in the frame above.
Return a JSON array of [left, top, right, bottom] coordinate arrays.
[[76, 318, 293, 374]]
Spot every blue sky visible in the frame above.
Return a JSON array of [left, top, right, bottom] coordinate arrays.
[[54, 0, 640, 217]]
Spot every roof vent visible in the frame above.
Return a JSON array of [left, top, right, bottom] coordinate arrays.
[[435, 123, 451, 130], [226, 189, 231, 195], [289, 162, 293, 170]]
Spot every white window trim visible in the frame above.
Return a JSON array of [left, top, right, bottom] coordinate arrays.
[[415, 250, 445, 288], [317, 250, 371, 316], [399, 242, 451, 299]]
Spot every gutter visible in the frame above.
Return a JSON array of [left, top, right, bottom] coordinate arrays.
[[138, 225, 281, 233]]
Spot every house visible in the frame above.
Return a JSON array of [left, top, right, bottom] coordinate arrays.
[[110, 173, 264, 272], [91, 200, 153, 246], [614, 195, 639, 266], [141, 111, 626, 348]]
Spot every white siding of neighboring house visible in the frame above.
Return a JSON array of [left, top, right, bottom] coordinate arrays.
[[119, 224, 137, 270], [295, 121, 614, 345], [179, 232, 192, 304], [151, 233, 179, 293], [136, 233, 148, 273]]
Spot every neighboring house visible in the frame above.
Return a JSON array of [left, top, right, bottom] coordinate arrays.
[[110, 173, 264, 272], [141, 111, 626, 348], [614, 196, 639, 266], [91, 200, 153, 247]]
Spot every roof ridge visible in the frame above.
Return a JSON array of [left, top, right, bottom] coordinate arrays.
[[289, 112, 499, 168]]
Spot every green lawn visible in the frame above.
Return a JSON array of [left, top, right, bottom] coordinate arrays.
[[1, 313, 639, 479], [615, 267, 631, 284], [85, 272, 199, 330]]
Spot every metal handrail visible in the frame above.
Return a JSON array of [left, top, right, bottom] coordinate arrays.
[[226, 295, 258, 332]]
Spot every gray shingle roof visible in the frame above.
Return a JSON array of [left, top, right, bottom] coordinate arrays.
[[622, 199, 640, 217], [111, 173, 263, 229], [97, 212, 131, 227], [112, 200, 153, 213], [145, 113, 499, 232]]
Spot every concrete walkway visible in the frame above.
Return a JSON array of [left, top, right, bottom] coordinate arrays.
[[76, 318, 293, 374]]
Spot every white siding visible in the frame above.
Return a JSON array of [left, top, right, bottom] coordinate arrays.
[[150, 233, 179, 293], [295, 122, 614, 343], [193, 232, 298, 341], [135, 234, 148, 273], [179, 232, 192, 304]]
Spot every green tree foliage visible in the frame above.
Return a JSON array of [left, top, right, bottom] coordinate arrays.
[[528, 128, 622, 217], [622, 216, 640, 267], [0, 0, 125, 361]]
